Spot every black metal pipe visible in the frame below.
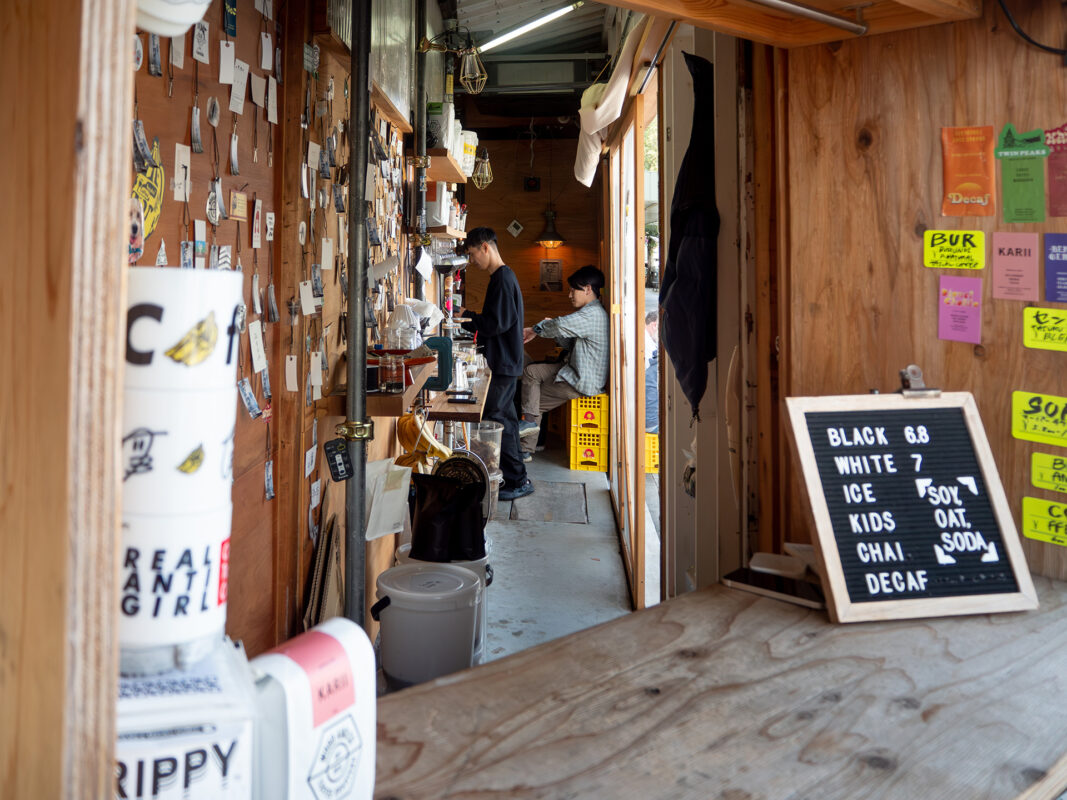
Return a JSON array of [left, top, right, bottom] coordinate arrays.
[[636, 21, 677, 96], [413, 0, 427, 300], [345, 0, 372, 627]]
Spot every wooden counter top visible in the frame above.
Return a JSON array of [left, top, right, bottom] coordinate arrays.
[[375, 578, 1067, 800], [425, 372, 492, 423]]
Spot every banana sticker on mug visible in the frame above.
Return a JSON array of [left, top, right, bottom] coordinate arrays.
[[165, 311, 218, 366], [177, 444, 206, 474], [131, 137, 165, 239]]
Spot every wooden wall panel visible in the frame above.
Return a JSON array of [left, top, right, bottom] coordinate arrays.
[[132, 0, 285, 657], [2, 0, 133, 794], [784, 3, 1067, 578], [462, 138, 602, 361]]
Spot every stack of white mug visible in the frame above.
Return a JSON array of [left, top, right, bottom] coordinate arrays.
[[120, 267, 244, 676]]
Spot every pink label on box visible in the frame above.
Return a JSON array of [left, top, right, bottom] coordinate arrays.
[[275, 630, 355, 727]]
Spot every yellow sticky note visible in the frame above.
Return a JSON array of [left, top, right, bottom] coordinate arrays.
[[923, 230, 985, 270], [1023, 307, 1067, 352], [1032, 453, 1067, 494], [1022, 496, 1067, 546], [1012, 390, 1067, 448]]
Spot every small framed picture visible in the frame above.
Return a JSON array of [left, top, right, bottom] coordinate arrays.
[[539, 259, 563, 291], [506, 219, 523, 238]]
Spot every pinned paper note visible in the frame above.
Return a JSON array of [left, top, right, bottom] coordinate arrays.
[[219, 41, 235, 84], [248, 320, 267, 373], [922, 230, 984, 270], [173, 143, 191, 201], [260, 32, 273, 71], [299, 280, 316, 315], [996, 123, 1048, 223], [229, 59, 249, 115], [310, 352, 323, 386], [1022, 496, 1067, 546], [1013, 390, 1067, 448], [941, 126, 995, 217], [1023, 307, 1067, 352], [370, 255, 399, 281], [321, 238, 334, 270], [267, 76, 279, 125], [250, 73, 266, 107], [1046, 233, 1067, 302], [1032, 453, 1067, 495], [992, 232, 1039, 300], [285, 354, 298, 391], [937, 275, 982, 344]]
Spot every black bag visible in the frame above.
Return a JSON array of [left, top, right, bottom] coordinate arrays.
[[409, 473, 486, 562]]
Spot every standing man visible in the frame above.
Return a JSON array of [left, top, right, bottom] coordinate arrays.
[[456, 227, 534, 500], [518, 265, 609, 459]]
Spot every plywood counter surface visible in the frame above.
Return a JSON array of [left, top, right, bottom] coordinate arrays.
[[375, 579, 1067, 799]]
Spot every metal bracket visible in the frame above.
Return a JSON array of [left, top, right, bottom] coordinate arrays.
[[336, 420, 375, 441], [898, 364, 941, 398], [407, 155, 431, 169]]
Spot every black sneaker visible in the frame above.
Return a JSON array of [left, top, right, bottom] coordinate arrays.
[[499, 477, 534, 500]]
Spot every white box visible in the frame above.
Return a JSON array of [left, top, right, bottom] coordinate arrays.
[[251, 618, 376, 800], [116, 641, 255, 799], [426, 181, 451, 228], [426, 101, 454, 151]]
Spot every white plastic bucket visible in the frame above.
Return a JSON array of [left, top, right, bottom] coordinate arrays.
[[395, 536, 492, 664], [372, 564, 480, 687]]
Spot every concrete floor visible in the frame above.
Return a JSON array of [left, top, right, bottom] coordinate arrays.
[[484, 445, 660, 661]]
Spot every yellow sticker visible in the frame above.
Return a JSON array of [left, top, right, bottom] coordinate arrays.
[[1032, 452, 1067, 494], [131, 137, 165, 240], [1012, 390, 1067, 448], [1022, 496, 1067, 546], [165, 311, 219, 367], [1023, 307, 1067, 352], [177, 445, 205, 474], [923, 230, 985, 270]]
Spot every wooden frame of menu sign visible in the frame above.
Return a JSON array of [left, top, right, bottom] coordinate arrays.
[[786, 392, 1037, 623]]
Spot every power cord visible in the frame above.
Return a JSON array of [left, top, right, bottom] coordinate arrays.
[[997, 0, 1066, 59]]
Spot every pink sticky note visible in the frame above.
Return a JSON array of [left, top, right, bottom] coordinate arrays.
[[938, 275, 983, 344], [992, 232, 1039, 300]]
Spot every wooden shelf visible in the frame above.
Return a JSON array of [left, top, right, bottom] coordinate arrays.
[[425, 372, 492, 423], [322, 361, 434, 418], [427, 225, 465, 240], [426, 149, 466, 184], [371, 81, 413, 134]]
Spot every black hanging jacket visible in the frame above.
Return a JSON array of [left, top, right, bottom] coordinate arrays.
[[659, 52, 721, 420]]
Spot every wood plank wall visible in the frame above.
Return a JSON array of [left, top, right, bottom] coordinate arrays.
[[132, 0, 414, 656], [783, 3, 1067, 578], [461, 137, 602, 361]]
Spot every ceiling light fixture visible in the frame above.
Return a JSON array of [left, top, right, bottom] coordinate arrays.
[[458, 46, 488, 94], [479, 2, 585, 54]]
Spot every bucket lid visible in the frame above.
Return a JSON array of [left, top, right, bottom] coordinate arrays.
[[376, 563, 481, 610]]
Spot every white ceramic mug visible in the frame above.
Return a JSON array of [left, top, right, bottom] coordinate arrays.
[[126, 267, 244, 391], [121, 387, 237, 516], [119, 505, 233, 675]]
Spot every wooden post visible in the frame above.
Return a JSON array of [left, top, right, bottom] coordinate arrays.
[[0, 0, 134, 794]]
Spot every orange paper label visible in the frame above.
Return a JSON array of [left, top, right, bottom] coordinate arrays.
[[941, 126, 995, 216]]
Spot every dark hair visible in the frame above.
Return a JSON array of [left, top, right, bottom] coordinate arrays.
[[460, 226, 498, 253], [567, 265, 605, 298]]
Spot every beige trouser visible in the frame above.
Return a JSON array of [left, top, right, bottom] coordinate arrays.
[[520, 362, 582, 452]]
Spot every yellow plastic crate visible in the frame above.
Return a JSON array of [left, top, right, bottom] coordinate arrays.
[[645, 432, 660, 474], [568, 429, 608, 472], [570, 393, 608, 430]]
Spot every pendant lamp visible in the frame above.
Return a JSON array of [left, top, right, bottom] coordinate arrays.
[[459, 47, 487, 95], [535, 205, 565, 249], [471, 148, 493, 190]]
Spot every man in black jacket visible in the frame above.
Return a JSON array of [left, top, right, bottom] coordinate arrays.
[[456, 227, 533, 500]]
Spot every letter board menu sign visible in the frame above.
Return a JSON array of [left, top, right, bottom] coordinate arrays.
[[786, 392, 1037, 623]]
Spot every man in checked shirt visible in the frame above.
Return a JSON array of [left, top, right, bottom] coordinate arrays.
[[518, 265, 610, 460]]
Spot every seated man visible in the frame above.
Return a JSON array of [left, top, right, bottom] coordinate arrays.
[[518, 265, 610, 458]]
